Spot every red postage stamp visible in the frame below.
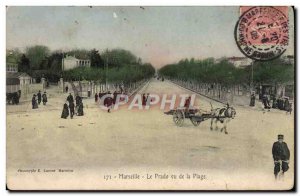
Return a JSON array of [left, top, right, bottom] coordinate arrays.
[[234, 6, 289, 61]]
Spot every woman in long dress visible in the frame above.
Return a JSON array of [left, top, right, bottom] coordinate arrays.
[[61, 102, 69, 119]]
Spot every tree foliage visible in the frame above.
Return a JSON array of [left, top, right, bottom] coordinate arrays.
[[158, 57, 294, 86]]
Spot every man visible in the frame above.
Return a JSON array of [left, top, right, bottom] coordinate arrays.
[[42, 92, 48, 105], [65, 85, 69, 93], [32, 94, 38, 109], [272, 134, 290, 180], [37, 90, 42, 105], [67, 93, 74, 104], [75, 94, 81, 107], [249, 93, 255, 107], [69, 101, 75, 119], [95, 93, 99, 103]]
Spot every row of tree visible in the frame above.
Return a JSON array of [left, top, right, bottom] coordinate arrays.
[[8, 45, 155, 83], [63, 63, 155, 84], [158, 57, 294, 87]]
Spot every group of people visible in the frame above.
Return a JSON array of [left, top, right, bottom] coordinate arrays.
[[32, 90, 47, 109], [61, 93, 84, 119], [250, 93, 293, 114], [95, 91, 128, 113]]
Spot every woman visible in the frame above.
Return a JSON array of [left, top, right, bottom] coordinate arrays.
[[61, 102, 69, 119]]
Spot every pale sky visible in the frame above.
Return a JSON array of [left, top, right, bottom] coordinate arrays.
[[6, 6, 294, 68]]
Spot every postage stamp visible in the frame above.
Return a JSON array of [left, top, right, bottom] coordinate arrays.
[[234, 6, 289, 61]]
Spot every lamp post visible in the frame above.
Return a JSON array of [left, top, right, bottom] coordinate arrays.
[[105, 49, 109, 91]]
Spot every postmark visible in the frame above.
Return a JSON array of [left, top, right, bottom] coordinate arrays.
[[234, 6, 289, 61]]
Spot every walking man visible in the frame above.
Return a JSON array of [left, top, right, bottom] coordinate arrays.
[[67, 93, 74, 104], [32, 94, 38, 109], [272, 134, 290, 180], [42, 92, 48, 105], [69, 101, 75, 119], [37, 90, 42, 105]]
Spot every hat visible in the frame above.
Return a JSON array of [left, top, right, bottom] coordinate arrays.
[[278, 134, 284, 139]]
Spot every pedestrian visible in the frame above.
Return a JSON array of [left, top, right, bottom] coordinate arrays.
[[77, 101, 84, 116], [104, 91, 113, 113], [67, 93, 74, 104], [61, 102, 69, 119], [142, 93, 147, 106], [272, 134, 290, 180], [65, 85, 69, 93], [42, 92, 48, 105], [69, 101, 75, 119], [250, 93, 255, 107], [75, 94, 81, 107], [95, 93, 99, 103], [37, 90, 42, 105], [113, 91, 118, 105], [262, 93, 271, 109], [32, 94, 38, 109]]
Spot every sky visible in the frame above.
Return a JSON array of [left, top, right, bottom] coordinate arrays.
[[6, 6, 294, 68]]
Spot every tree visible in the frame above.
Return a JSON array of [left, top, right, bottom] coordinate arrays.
[[101, 49, 138, 68], [25, 45, 50, 70], [18, 54, 30, 73], [90, 49, 104, 68]]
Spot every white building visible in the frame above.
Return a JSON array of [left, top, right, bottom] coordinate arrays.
[[62, 55, 91, 71], [227, 57, 253, 68]]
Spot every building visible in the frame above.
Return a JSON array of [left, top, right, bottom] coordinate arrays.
[[6, 54, 32, 94], [62, 55, 91, 71], [227, 57, 253, 68], [6, 54, 18, 72]]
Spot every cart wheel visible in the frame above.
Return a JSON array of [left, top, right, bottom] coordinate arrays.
[[173, 110, 185, 127], [190, 117, 201, 126]]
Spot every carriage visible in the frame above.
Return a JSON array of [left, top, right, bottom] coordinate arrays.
[[164, 104, 236, 128]]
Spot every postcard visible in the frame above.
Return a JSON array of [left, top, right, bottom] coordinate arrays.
[[6, 6, 295, 190]]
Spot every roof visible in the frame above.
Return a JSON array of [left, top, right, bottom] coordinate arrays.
[[227, 57, 249, 61]]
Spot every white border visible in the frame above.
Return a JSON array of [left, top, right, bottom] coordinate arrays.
[[1, 0, 299, 195]]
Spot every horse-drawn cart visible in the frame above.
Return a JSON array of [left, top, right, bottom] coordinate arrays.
[[164, 104, 236, 129]]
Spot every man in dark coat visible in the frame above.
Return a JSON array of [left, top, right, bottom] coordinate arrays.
[[61, 102, 69, 119], [42, 92, 48, 105], [65, 85, 69, 93], [272, 134, 290, 179], [67, 93, 74, 104], [69, 101, 75, 119], [75, 94, 81, 107], [32, 94, 38, 109], [37, 90, 42, 105], [249, 93, 255, 107], [95, 93, 99, 103]]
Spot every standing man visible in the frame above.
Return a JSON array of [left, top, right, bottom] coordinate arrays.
[[95, 93, 99, 103], [32, 94, 38, 109], [272, 134, 290, 180], [69, 101, 75, 119], [65, 85, 69, 93], [42, 92, 48, 105], [249, 93, 255, 107], [75, 94, 81, 107], [37, 90, 42, 105], [67, 93, 74, 104]]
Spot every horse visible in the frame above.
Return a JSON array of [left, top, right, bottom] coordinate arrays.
[[209, 103, 236, 134]]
